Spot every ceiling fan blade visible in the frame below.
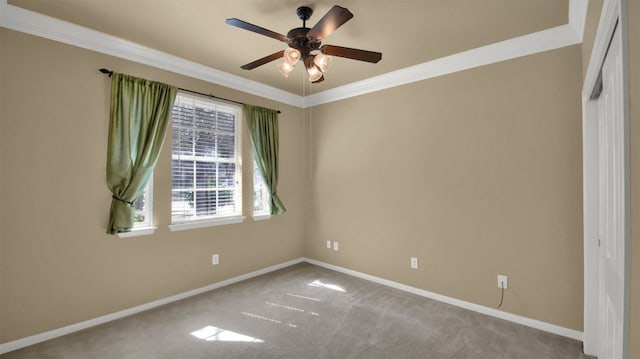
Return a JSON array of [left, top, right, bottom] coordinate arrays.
[[241, 50, 285, 70], [321, 45, 382, 63], [306, 5, 353, 41], [226, 18, 289, 43]]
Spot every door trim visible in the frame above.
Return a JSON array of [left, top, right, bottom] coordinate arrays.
[[582, 0, 630, 356]]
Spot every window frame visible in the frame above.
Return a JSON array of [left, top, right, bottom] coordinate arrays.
[[169, 92, 244, 232]]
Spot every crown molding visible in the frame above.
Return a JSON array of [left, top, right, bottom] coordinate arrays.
[[305, 24, 581, 107], [569, 0, 589, 42], [0, 0, 304, 108], [307, 0, 586, 106], [1, 0, 585, 109]]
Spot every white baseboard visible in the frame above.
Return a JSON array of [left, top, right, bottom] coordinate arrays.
[[0, 256, 583, 354], [0, 257, 305, 354], [303, 258, 583, 341]]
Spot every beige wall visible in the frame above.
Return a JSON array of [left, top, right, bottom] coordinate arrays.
[[627, 0, 639, 356], [0, 20, 588, 346], [305, 45, 584, 330], [0, 29, 305, 343]]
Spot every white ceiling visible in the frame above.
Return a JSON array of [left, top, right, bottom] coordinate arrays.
[[1, 0, 586, 107]]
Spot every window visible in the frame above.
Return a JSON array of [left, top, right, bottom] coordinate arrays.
[[133, 179, 153, 228], [116, 179, 154, 238], [170, 92, 242, 230], [253, 160, 270, 218]]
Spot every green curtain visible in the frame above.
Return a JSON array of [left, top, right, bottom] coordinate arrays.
[[106, 73, 177, 234], [244, 104, 286, 215]]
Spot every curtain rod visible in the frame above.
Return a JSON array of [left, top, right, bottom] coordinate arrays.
[[99, 68, 281, 114]]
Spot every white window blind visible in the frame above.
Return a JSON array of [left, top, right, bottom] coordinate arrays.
[[171, 92, 241, 224]]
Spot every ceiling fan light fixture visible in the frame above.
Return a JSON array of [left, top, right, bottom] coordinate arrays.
[[307, 64, 323, 82], [284, 47, 301, 65], [278, 61, 295, 77], [313, 53, 332, 72], [227, 5, 382, 84]]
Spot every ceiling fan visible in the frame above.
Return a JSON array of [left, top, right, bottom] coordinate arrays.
[[225, 5, 382, 83]]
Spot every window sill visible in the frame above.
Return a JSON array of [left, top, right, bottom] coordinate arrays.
[[169, 215, 245, 232], [252, 214, 271, 221], [117, 227, 157, 238]]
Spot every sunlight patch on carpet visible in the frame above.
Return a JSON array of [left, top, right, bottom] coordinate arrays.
[[190, 325, 264, 343], [308, 279, 346, 292]]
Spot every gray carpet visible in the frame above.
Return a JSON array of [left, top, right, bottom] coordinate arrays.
[[1, 263, 593, 358]]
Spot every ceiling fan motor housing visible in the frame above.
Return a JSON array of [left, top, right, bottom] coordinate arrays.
[[286, 27, 320, 59]]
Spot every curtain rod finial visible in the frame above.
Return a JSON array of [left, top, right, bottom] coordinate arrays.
[[99, 68, 113, 77]]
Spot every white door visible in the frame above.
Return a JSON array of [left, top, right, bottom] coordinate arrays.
[[596, 23, 626, 359]]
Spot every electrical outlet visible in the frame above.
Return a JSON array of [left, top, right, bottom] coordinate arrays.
[[326, 240, 332, 249], [497, 275, 508, 289], [410, 257, 418, 269], [333, 241, 339, 251], [212, 254, 219, 266]]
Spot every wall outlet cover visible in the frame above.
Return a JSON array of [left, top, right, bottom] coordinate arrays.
[[333, 241, 339, 251], [212, 254, 219, 266], [411, 257, 418, 269], [497, 274, 508, 289]]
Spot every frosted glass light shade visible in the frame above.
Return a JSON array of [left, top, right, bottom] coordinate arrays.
[[313, 53, 332, 72], [284, 47, 301, 65], [278, 61, 295, 77], [307, 64, 323, 82]]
